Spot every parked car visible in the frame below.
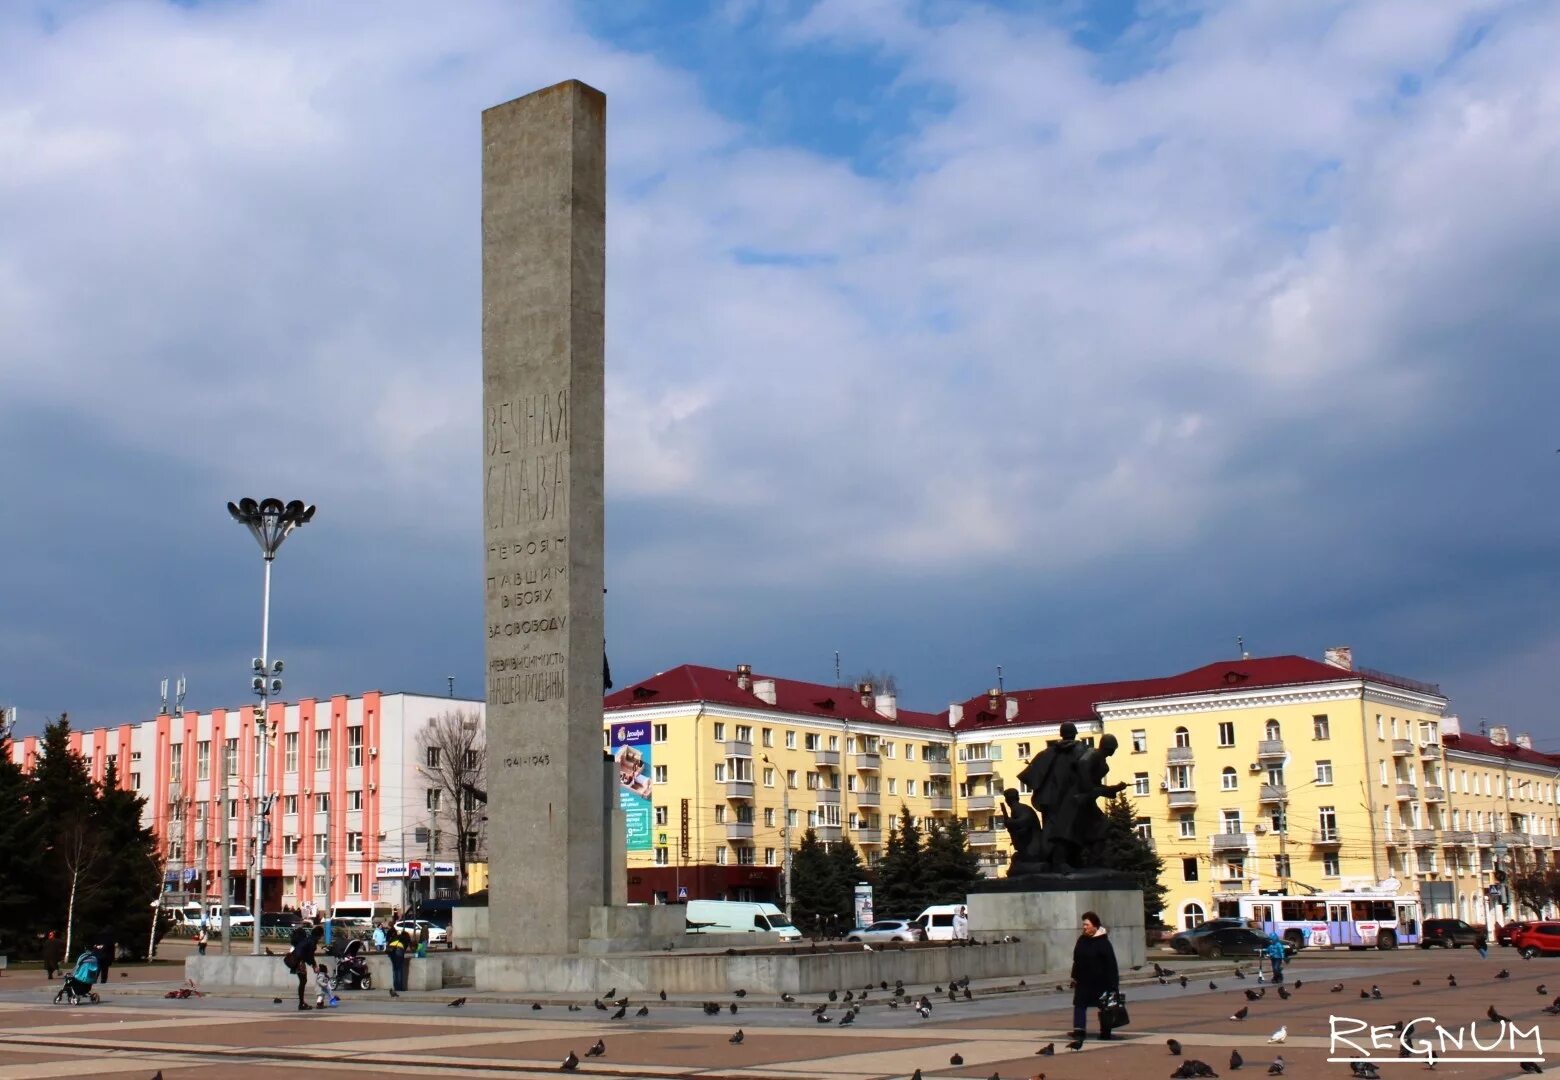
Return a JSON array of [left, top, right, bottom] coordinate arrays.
[[1510, 922, 1560, 958], [1167, 918, 1259, 954], [1193, 927, 1297, 961], [846, 920, 927, 944], [393, 919, 451, 948], [1497, 921, 1530, 947], [260, 911, 301, 929], [1419, 918, 1486, 949]]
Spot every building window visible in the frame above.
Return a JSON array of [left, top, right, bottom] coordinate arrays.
[[714, 805, 727, 824], [169, 742, 183, 784], [786, 809, 798, 828], [316, 793, 329, 813], [425, 746, 440, 769], [314, 730, 329, 771], [765, 847, 776, 865], [1174, 727, 1191, 748], [654, 848, 669, 866], [785, 731, 796, 749], [804, 733, 820, 751], [901, 744, 910, 760], [1222, 809, 1242, 834], [735, 725, 751, 742], [1134, 818, 1153, 840], [196, 740, 210, 781], [1016, 742, 1031, 759], [427, 788, 441, 810], [1318, 806, 1337, 839], [1168, 764, 1192, 790], [760, 728, 772, 747], [713, 723, 726, 741], [1313, 714, 1331, 740], [1179, 813, 1196, 838], [1134, 772, 1150, 796], [1183, 858, 1199, 882], [348, 790, 363, 811], [653, 724, 668, 743], [285, 795, 298, 815], [313, 832, 326, 851], [284, 732, 298, 773], [347, 727, 363, 768], [714, 763, 727, 782], [887, 778, 897, 795], [1323, 851, 1341, 876], [1225, 858, 1245, 881], [347, 831, 363, 853], [786, 770, 797, 789], [228, 799, 238, 819], [1221, 767, 1238, 791], [1376, 714, 1384, 739], [1315, 760, 1334, 785], [1132, 730, 1147, 753], [225, 738, 239, 778], [312, 874, 327, 896], [764, 808, 775, 827], [284, 835, 300, 855], [1217, 722, 1235, 747], [654, 765, 667, 784], [715, 847, 728, 866], [1274, 854, 1291, 879], [906, 779, 917, 797], [347, 872, 362, 895]]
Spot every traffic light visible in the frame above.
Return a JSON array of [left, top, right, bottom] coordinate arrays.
[[1494, 869, 1508, 884]]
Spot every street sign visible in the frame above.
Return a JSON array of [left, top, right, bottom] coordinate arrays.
[[680, 799, 690, 859], [677, 885, 688, 899]]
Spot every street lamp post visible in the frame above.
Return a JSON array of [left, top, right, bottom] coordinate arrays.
[[228, 498, 315, 956]]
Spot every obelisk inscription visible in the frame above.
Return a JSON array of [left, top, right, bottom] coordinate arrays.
[[481, 80, 606, 954]]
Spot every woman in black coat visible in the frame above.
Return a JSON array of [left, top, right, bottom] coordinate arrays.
[[1069, 910, 1119, 1045]]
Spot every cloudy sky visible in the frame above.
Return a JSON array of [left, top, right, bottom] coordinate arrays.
[[3, 0, 1558, 743]]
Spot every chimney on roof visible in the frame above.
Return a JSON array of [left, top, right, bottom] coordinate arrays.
[[1005, 697, 1019, 721], [1441, 715, 1462, 738], [874, 692, 897, 720], [1323, 646, 1353, 670], [736, 664, 752, 693], [1517, 733, 1533, 750], [948, 703, 963, 728], [858, 682, 874, 709], [752, 678, 776, 706], [1490, 725, 1509, 747], [987, 688, 1001, 713]]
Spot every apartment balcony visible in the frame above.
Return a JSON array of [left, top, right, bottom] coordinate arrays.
[[854, 789, 881, 808], [1534, 836, 1554, 850], [927, 796, 954, 813], [1474, 831, 1496, 847], [1419, 741, 1440, 759], [1395, 783, 1418, 801], [1167, 746, 1195, 765], [724, 780, 755, 801], [724, 739, 753, 759], [1422, 785, 1446, 803], [926, 759, 952, 778], [1167, 789, 1197, 808], [1312, 829, 1342, 846], [1442, 831, 1475, 847], [1408, 828, 1439, 846], [855, 827, 883, 845], [967, 829, 998, 847], [724, 821, 755, 841], [965, 794, 997, 812], [1256, 739, 1287, 761], [1218, 878, 1248, 891], [1391, 739, 1414, 757], [815, 825, 842, 843], [1211, 832, 1251, 853], [1505, 834, 1530, 848], [854, 752, 880, 771], [1259, 783, 1287, 803], [963, 756, 995, 778], [815, 787, 840, 805], [813, 750, 841, 769]]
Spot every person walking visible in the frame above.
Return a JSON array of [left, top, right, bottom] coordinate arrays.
[[387, 927, 408, 992], [284, 924, 322, 1011], [1068, 911, 1119, 1049], [41, 932, 64, 981], [195, 926, 209, 956], [1265, 933, 1287, 984]]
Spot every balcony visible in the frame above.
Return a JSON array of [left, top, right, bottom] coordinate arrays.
[[1167, 746, 1195, 765], [724, 821, 754, 841], [1212, 832, 1251, 853], [815, 787, 840, 805], [1419, 741, 1440, 758], [724, 739, 753, 759], [963, 756, 995, 778], [1218, 878, 1248, 891], [965, 794, 997, 812], [815, 825, 842, 843], [1506, 834, 1530, 848], [1312, 829, 1342, 846], [1423, 785, 1445, 802], [1391, 739, 1414, 757], [927, 796, 954, 813], [724, 780, 755, 801], [1167, 789, 1197, 808], [1256, 739, 1287, 761], [1408, 828, 1438, 846], [813, 750, 840, 768], [1259, 783, 1287, 803], [967, 830, 998, 847], [855, 827, 883, 845], [854, 789, 881, 808], [1474, 831, 1496, 847], [854, 751, 881, 771], [1441, 831, 1474, 847], [1395, 783, 1418, 801], [1534, 835, 1554, 850], [926, 759, 952, 777]]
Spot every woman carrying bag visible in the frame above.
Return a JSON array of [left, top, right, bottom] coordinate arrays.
[[1068, 910, 1122, 1048]]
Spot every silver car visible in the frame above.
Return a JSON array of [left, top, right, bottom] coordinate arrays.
[[846, 919, 926, 944]]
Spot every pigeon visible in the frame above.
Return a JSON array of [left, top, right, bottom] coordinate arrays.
[[1236, 968, 1247, 980], [1180, 976, 1189, 988], [272, 997, 282, 1005], [780, 992, 795, 1002], [1489, 1005, 1512, 1023], [1349, 1063, 1380, 1079], [829, 989, 838, 1001], [889, 1000, 900, 1009], [951, 1053, 965, 1065], [560, 1050, 579, 1071], [1292, 980, 1302, 989], [1038, 1042, 1055, 1055], [1066, 1037, 1083, 1051], [1498, 969, 1512, 980], [586, 1040, 605, 1057], [1245, 989, 1264, 1001], [706, 1002, 723, 1015], [845, 990, 855, 1002], [917, 1004, 932, 1018], [816, 1012, 831, 1023], [1448, 976, 1458, 988], [614, 996, 629, 1007], [1546, 998, 1560, 1016], [1210, 981, 1219, 990], [964, 988, 973, 1001], [1331, 983, 1346, 993], [839, 1012, 855, 1026], [729, 1002, 739, 1015], [1542, 985, 1551, 995], [605, 987, 616, 998], [635, 1005, 649, 1017], [1171, 1062, 1219, 1078], [1168, 1038, 1184, 1056], [389, 989, 399, 998], [659, 989, 667, 1000], [1268, 1026, 1287, 1044], [611, 1005, 626, 1019], [735, 988, 746, 997], [532, 1003, 543, 1011], [1276, 987, 1291, 1000], [448, 997, 466, 1008], [911, 1072, 922, 1080], [1230, 1006, 1249, 1021], [729, 1029, 744, 1044], [1371, 985, 1383, 999], [1230, 1049, 1244, 1070], [595, 999, 608, 1011], [1267, 1057, 1285, 1076], [567, 1003, 581, 1012], [935, 986, 943, 994], [1019, 979, 1027, 988], [1521, 1062, 1543, 1074], [1360, 989, 1370, 999]]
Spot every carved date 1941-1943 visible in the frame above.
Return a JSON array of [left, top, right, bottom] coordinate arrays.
[[505, 753, 551, 769]]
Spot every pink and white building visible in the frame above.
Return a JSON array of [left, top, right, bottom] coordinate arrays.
[[9, 692, 486, 914]]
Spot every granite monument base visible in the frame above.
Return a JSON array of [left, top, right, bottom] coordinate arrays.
[[965, 884, 1145, 973]]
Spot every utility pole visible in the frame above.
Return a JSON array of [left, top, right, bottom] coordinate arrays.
[[762, 754, 793, 916], [218, 732, 231, 954], [321, 803, 333, 947]]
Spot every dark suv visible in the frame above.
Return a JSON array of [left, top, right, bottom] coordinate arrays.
[[1419, 918, 1486, 949]]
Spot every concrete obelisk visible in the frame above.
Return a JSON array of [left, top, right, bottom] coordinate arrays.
[[481, 80, 606, 954]]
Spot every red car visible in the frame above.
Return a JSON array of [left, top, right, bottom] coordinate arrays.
[[1509, 922, 1560, 958], [1497, 921, 1530, 947]]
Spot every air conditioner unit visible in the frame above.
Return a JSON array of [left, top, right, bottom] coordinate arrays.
[[1254, 824, 1268, 834], [1160, 781, 1169, 792], [1249, 763, 1262, 772], [369, 747, 378, 758]]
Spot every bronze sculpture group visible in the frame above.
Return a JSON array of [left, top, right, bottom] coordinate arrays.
[[1002, 722, 1128, 877]]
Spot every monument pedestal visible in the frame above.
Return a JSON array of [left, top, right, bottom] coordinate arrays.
[[966, 883, 1145, 973]]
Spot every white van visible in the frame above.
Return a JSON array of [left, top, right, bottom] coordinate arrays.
[[912, 904, 966, 942], [684, 900, 801, 940], [203, 904, 255, 929], [331, 901, 394, 925]]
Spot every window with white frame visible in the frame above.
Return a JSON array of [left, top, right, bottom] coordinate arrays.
[[314, 730, 329, 771], [1132, 730, 1147, 752], [1315, 760, 1334, 785], [1134, 772, 1150, 796], [1221, 767, 1238, 791], [284, 732, 298, 773], [1218, 722, 1235, 747], [654, 765, 667, 784], [347, 726, 363, 767], [1179, 813, 1196, 838]]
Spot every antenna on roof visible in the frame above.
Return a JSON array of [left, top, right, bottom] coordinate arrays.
[[834, 651, 841, 687], [1237, 635, 1249, 660], [997, 665, 1004, 694]]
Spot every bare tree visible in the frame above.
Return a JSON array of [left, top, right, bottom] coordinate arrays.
[[414, 710, 486, 896], [60, 819, 110, 958], [846, 670, 900, 696]]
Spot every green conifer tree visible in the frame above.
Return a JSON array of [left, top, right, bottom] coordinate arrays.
[[922, 817, 984, 903], [0, 725, 35, 956], [874, 806, 927, 917], [827, 835, 869, 927], [1094, 794, 1167, 930], [788, 829, 836, 936], [84, 758, 162, 959]]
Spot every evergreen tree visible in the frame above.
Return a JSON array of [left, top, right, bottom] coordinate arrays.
[[874, 806, 927, 917], [26, 716, 99, 953], [922, 817, 983, 903], [1095, 794, 1167, 930], [83, 759, 162, 959], [0, 726, 35, 957], [788, 829, 836, 936], [827, 835, 869, 926]]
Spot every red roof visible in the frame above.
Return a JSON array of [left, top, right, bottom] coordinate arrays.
[[604, 664, 947, 730], [1441, 731, 1560, 768]]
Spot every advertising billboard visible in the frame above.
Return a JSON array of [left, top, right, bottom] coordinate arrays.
[[610, 721, 653, 851]]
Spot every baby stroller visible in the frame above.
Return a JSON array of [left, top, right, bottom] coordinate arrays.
[[53, 952, 101, 1005], [333, 937, 372, 991]]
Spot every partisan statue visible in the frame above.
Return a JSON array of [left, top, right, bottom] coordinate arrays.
[[1003, 722, 1128, 876]]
